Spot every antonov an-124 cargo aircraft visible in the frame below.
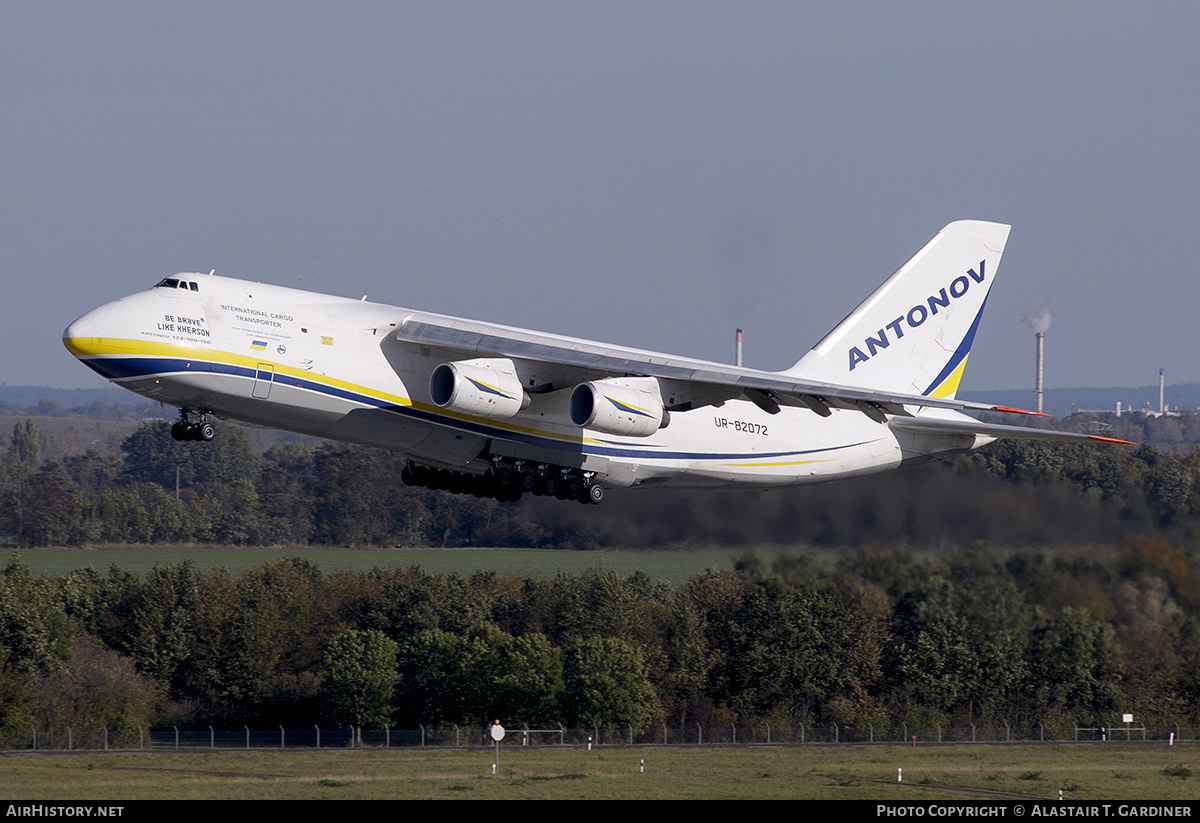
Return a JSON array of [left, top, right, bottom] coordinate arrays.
[[64, 221, 1128, 505]]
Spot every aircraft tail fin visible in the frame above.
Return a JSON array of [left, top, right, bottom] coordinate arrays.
[[785, 220, 1010, 400]]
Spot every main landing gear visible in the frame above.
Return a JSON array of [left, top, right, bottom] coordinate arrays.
[[401, 461, 605, 505], [170, 410, 216, 442]]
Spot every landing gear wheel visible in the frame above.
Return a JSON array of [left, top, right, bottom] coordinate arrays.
[[563, 477, 584, 501], [540, 474, 561, 497], [517, 471, 538, 493], [585, 484, 604, 505], [493, 465, 516, 489], [198, 422, 216, 442], [170, 422, 187, 441]]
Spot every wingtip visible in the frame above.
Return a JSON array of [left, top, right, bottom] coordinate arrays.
[[1086, 435, 1138, 445], [992, 405, 1053, 417]]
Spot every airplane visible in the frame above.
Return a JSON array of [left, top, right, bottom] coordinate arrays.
[[63, 220, 1129, 505]]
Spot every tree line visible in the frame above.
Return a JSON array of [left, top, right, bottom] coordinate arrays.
[[7, 415, 1200, 548], [1, 539, 1197, 745]]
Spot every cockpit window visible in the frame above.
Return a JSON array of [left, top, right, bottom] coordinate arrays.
[[154, 278, 200, 291]]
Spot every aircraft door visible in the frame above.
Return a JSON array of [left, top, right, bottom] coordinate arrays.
[[252, 363, 275, 399]]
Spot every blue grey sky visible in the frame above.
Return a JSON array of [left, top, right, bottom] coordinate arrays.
[[5, 2, 1197, 397]]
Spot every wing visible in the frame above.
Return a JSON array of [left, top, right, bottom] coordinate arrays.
[[391, 313, 1041, 421], [392, 221, 1047, 424], [889, 415, 1135, 444]]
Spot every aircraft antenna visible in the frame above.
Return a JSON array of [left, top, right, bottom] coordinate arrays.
[[735, 329, 743, 368]]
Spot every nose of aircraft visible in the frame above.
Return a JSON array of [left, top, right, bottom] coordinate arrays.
[[63, 296, 153, 381], [63, 296, 138, 360], [63, 307, 105, 358]]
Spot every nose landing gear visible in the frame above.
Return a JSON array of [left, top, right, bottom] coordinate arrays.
[[170, 410, 216, 442]]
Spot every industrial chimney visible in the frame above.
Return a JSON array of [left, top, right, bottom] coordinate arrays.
[[1035, 332, 1044, 414], [1023, 307, 1052, 415]]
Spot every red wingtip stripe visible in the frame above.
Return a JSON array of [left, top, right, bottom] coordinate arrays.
[[993, 405, 1052, 417], [1086, 436, 1138, 445]]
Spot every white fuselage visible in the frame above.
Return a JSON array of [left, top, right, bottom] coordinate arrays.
[[64, 274, 982, 490]]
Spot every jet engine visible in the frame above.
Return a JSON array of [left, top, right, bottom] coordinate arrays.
[[430, 358, 530, 419], [569, 376, 668, 437]]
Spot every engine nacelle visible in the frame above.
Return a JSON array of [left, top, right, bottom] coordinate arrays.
[[430, 358, 530, 419], [569, 376, 667, 437]]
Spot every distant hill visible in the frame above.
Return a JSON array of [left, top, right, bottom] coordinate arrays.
[[0, 384, 161, 413], [966, 383, 1200, 418]]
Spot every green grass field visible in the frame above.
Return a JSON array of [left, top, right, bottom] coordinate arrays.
[[1, 744, 1196, 800]]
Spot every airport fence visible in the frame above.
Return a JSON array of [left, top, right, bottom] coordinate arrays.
[[2, 720, 1196, 752]]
